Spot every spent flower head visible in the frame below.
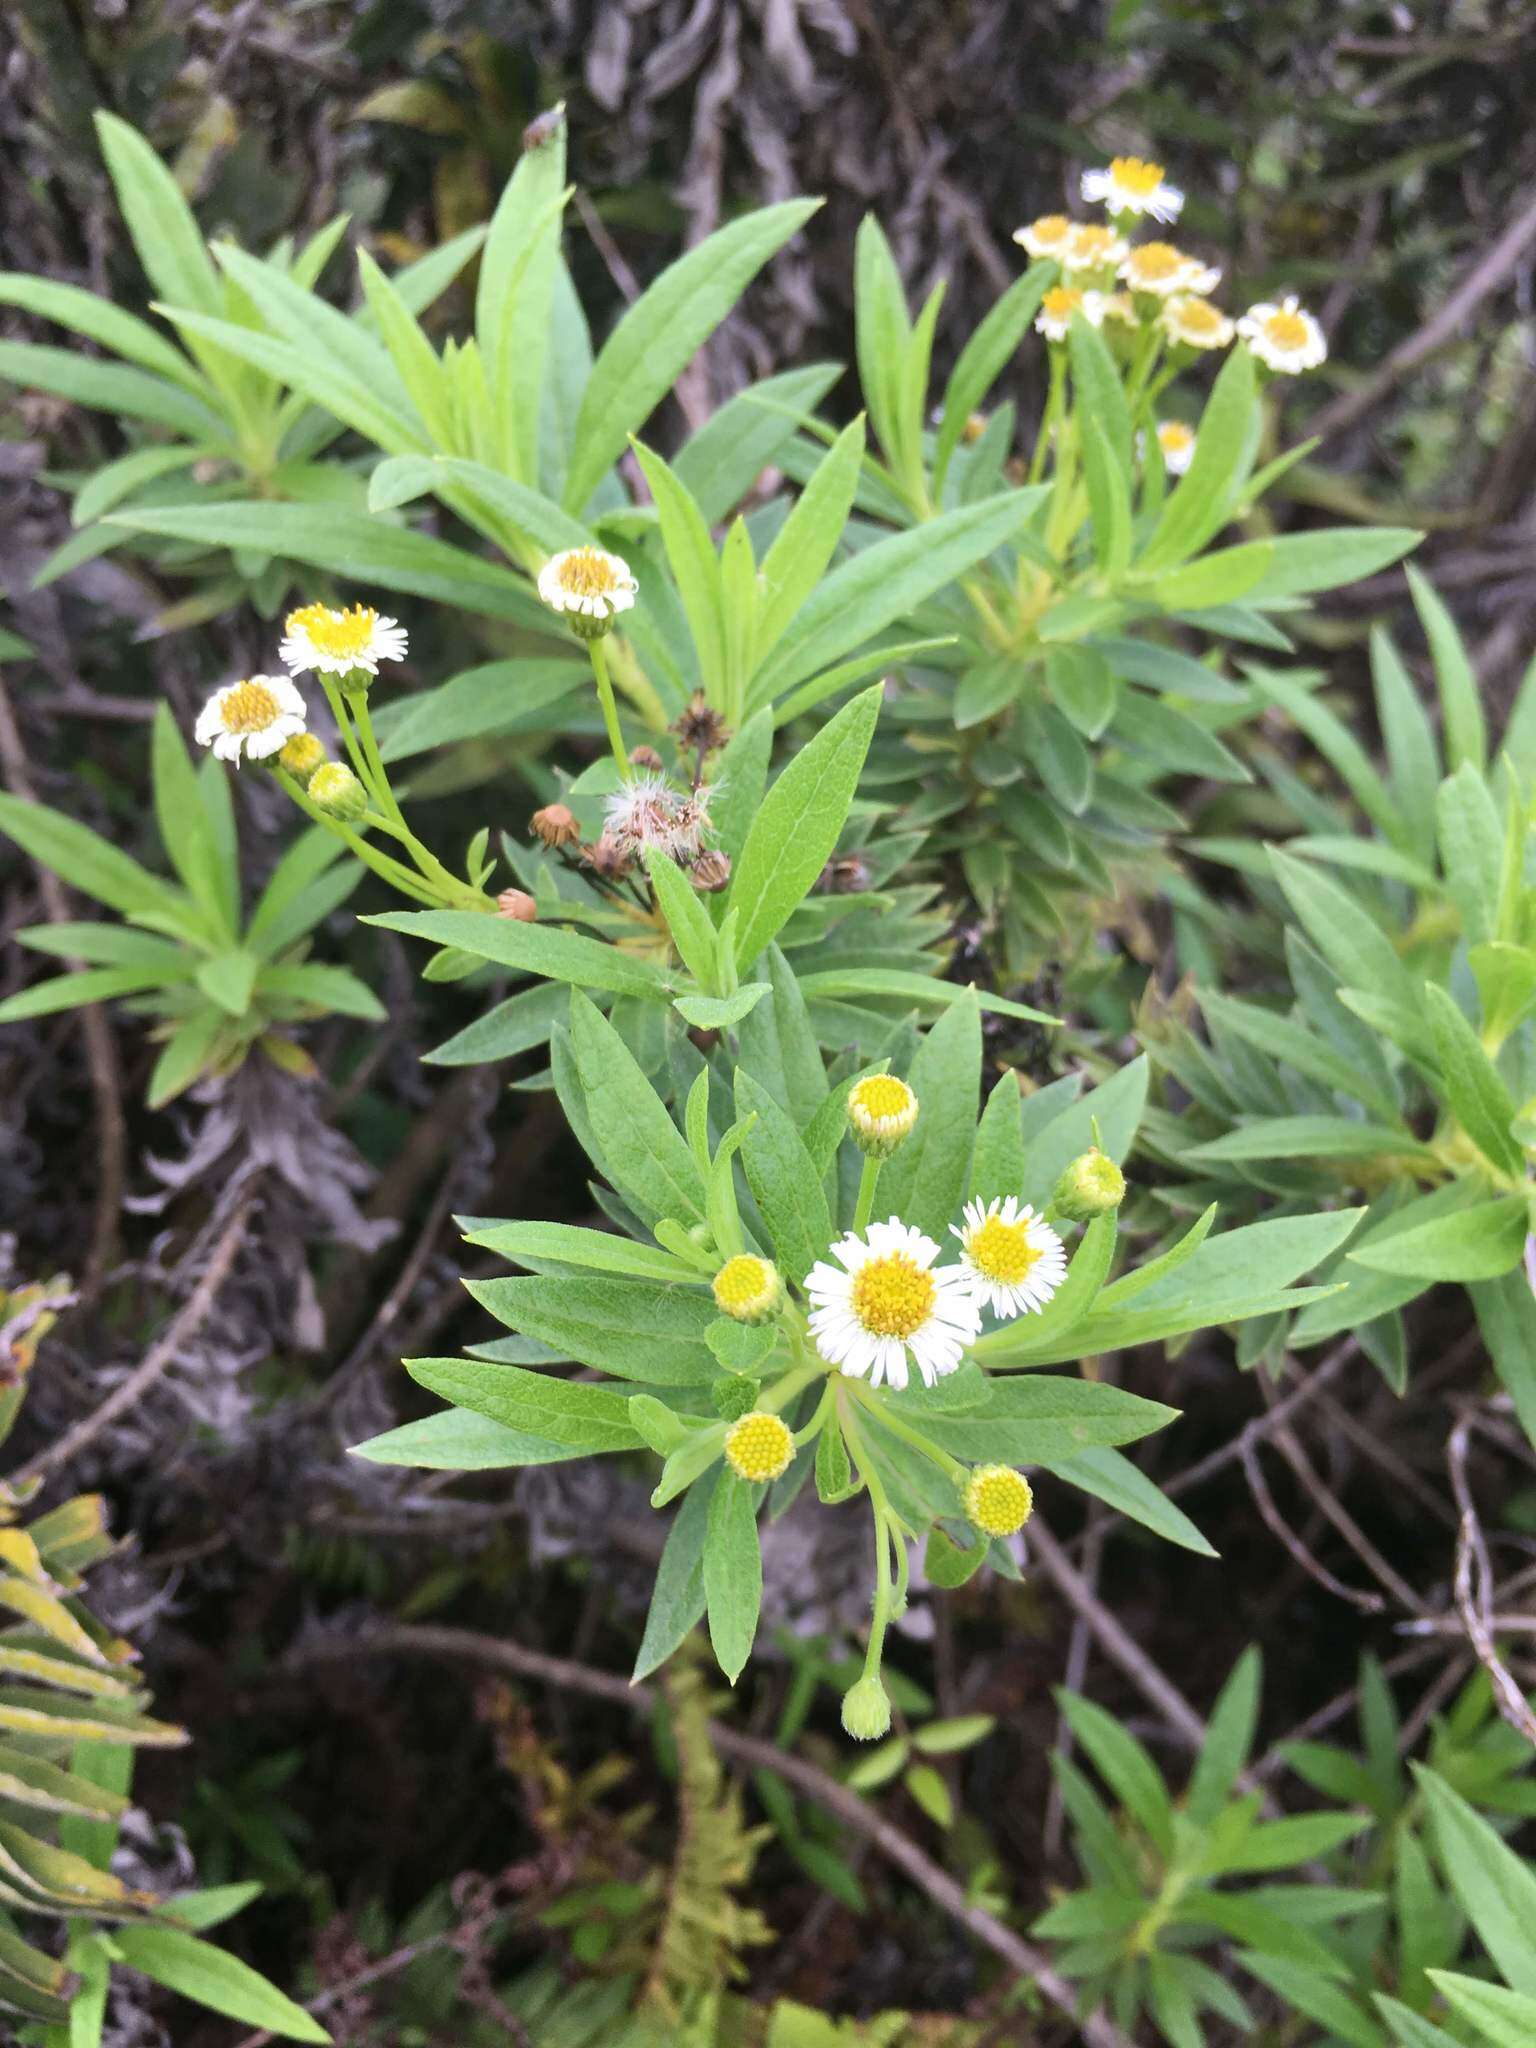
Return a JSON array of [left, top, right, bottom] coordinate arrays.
[[806, 1219, 980, 1391], [723, 1411, 794, 1484], [963, 1464, 1034, 1538], [530, 803, 580, 849], [195, 674, 307, 765], [1238, 294, 1327, 374], [712, 1254, 781, 1325], [496, 889, 538, 923], [1081, 155, 1183, 223], [280, 602, 408, 679], [953, 1197, 1067, 1320], [537, 546, 637, 636], [847, 1074, 918, 1158]]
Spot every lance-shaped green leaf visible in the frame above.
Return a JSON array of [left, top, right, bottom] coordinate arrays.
[[920, 1377, 1178, 1463], [564, 199, 821, 512], [734, 1067, 831, 1286], [365, 910, 671, 1001], [466, 1274, 718, 1385], [704, 1470, 762, 1685], [406, 1357, 644, 1452], [876, 988, 980, 1243], [726, 685, 882, 969], [1424, 982, 1525, 1178], [112, 1923, 330, 2042], [1349, 1194, 1528, 1284], [350, 1405, 575, 1469]]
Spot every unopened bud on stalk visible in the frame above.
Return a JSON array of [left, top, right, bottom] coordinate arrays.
[[629, 744, 664, 773], [1052, 1147, 1126, 1223], [846, 1075, 918, 1158], [840, 1674, 892, 1742], [308, 762, 368, 823], [691, 849, 731, 893], [497, 889, 538, 923], [277, 732, 328, 783], [530, 803, 579, 848]]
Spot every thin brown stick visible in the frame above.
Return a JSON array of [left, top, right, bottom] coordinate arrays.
[[1025, 1519, 1208, 1750], [13, 1193, 254, 1486], [1164, 1338, 1358, 1500], [1447, 1413, 1536, 1749], [1268, 1423, 1427, 1615], [1239, 1433, 1385, 1616], [0, 673, 126, 1302], [284, 1623, 1135, 2048]]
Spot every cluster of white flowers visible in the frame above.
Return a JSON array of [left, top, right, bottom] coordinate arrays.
[[194, 602, 409, 765], [805, 1197, 1067, 1393], [1016, 156, 1327, 380]]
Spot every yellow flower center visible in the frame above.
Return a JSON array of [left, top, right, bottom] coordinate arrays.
[[850, 1076, 914, 1124], [1042, 286, 1083, 319], [1070, 226, 1120, 262], [286, 602, 380, 660], [1263, 309, 1312, 351], [219, 679, 281, 733], [712, 1255, 777, 1320], [1110, 156, 1166, 197], [724, 1411, 794, 1484], [1158, 423, 1195, 454], [851, 1253, 936, 1340], [966, 1217, 1042, 1287], [556, 547, 622, 597], [1029, 214, 1071, 245], [965, 1465, 1034, 1537], [1173, 300, 1224, 337], [1128, 242, 1183, 281]]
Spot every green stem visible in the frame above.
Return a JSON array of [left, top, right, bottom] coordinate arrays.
[[275, 772, 438, 905], [852, 1155, 882, 1234], [319, 676, 373, 792], [794, 1381, 837, 1447], [858, 1387, 965, 1484], [843, 1405, 898, 1681], [587, 635, 631, 781], [1029, 350, 1066, 485], [350, 690, 408, 831]]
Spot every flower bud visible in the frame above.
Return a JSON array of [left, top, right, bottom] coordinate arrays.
[[496, 889, 538, 923], [846, 1074, 918, 1158], [840, 1674, 892, 1742], [691, 849, 731, 893], [530, 803, 579, 849], [276, 731, 327, 783], [1052, 1147, 1127, 1222], [711, 1255, 781, 1325], [963, 1464, 1034, 1538], [308, 761, 368, 822], [629, 744, 664, 773], [723, 1410, 794, 1484]]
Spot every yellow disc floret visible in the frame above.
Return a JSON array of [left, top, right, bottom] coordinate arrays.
[[723, 1410, 794, 1484], [711, 1254, 781, 1324], [850, 1252, 936, 1340], [966, 1215, 1044, 1289], [847, 1074, 918, 1157], [964, 1464, 1035, 1538], [218, 679, 281, 734], [285, 602, 381, 663]]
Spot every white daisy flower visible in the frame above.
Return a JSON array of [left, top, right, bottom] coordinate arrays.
[[1035, 286, 1108, 342], [1081, 156, 1183, 224], [1237, 295, 1327, 375], [279, 602, 408, 678], [537, 545, 637, 624], [1059, 223, 1129, 275], [1120, 241, 1220, 298], [1011, 214, 1074, 262], [953, 1197, 1067, 1320], [1159, 294, 1235, 351], [806, 1218, 981, 1392], [194, 674, 307, 765], [1152, 420, 1197, 475]]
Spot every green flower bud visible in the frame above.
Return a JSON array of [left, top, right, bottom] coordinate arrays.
[[308, 761, 369, 823], [276, 731, 327, 783], [840, 1673, 892, 1742], [1052, 1146, 1126, 1223]]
